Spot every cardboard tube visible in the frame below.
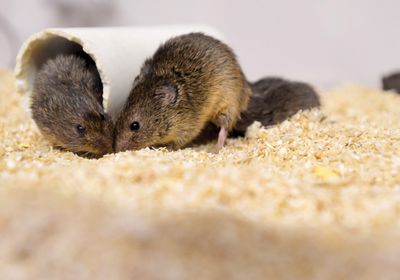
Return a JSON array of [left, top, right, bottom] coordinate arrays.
[[14, 25, 224, 118]]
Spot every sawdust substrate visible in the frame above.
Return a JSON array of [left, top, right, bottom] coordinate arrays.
[[0, 69, 400, 279]]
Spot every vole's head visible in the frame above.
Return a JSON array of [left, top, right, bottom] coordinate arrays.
[[114, 71, 183, 152], [31, 55, 114, 157]]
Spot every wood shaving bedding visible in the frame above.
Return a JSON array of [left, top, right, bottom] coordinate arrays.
[[0, 70, 400, 279]]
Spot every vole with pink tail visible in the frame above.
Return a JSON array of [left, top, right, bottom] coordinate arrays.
[[114, 33, 252, 152]]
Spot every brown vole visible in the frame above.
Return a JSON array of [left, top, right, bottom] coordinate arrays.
[[114, 33, 251, 152], [191, 77, 320, 144], [31, 53, 114, 156]]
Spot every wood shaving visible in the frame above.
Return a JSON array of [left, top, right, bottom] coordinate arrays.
[[1, 70, 400, 279]]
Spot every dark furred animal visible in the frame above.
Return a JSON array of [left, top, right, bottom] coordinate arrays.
[[382, 72, 400, 94], [233, 77, 320, 135], [31, 54, 114, 156], [114, 33, 252, 152], [191, 77, 320, 144]]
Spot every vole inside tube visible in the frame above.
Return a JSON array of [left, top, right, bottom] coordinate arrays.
[[31, 53, 114, 157]]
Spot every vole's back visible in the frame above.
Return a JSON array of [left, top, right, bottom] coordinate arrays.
[[149, 33, 251, 130], [32, 54, 103, 106]]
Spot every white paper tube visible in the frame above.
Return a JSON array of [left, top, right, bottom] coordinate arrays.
[[14, 25, 224, 118]]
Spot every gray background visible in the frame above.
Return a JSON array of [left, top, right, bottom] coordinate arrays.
[[0, 0, 399, 88]]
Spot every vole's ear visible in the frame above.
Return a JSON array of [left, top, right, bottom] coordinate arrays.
[[141, 61, 152, 76], [133, 60, 153, 88], [157, 85, 178, 106]]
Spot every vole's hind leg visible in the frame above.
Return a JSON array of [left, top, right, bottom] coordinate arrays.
[[217, 126, 228, 152], [215, 113, 233, 152]]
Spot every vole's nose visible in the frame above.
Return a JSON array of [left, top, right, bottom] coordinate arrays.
[[96, 139, 113, 155], [106, 141, 114, 154], [114, 137, 130, 153]]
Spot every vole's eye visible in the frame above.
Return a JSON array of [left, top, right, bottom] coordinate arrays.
[[76, 124, 86, 135], [130, 121, 140, 131], [100, 113, 105, 121]]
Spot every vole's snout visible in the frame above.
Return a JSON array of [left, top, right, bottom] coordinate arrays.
[[93, 120, 114, 155], [102, 139, 114, 155], [115, 139, 130, 153], [114, 132, 132, 153], [89, 135, 113, 156]]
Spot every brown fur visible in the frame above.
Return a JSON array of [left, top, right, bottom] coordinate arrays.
[[114, 33, 251, 151], [31, 54, 114, 157]]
